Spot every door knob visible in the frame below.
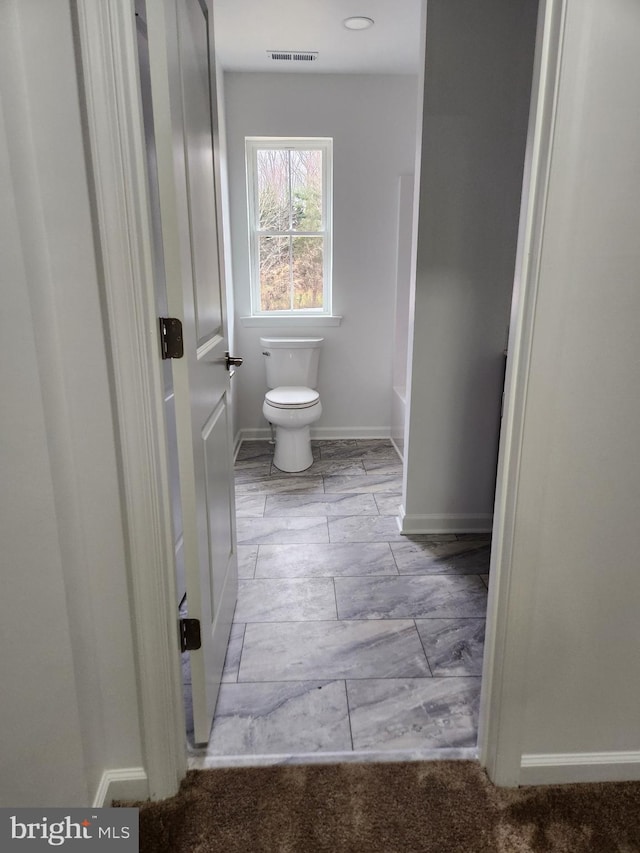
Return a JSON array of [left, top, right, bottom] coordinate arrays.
[[225, 352, 243, 370]]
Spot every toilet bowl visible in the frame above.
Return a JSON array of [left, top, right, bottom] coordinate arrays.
[[260, 338, 323, 473], [263, 388, 322, 472]]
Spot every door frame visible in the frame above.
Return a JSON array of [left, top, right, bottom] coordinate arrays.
[[75, 0, 187, 799], [477, 0, 567, 786], [76, 0, 566, 799]]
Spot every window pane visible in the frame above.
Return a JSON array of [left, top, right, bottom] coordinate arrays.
[[259, 235, 290, 311], [292, 236, 323, 309], [290, 150, 323, 232], [257, 149, 290, 231]]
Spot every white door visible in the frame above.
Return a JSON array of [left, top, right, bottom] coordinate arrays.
[[142, 0, 238, 745]]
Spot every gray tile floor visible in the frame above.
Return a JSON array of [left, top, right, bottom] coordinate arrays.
[[189, 439, 490, 767]]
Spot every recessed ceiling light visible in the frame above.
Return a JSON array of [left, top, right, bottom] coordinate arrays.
[[343, 16, 374, 30]]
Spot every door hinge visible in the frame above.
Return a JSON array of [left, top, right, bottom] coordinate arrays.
[[179, 618, 201, 652], [159, 317, 184, 359]]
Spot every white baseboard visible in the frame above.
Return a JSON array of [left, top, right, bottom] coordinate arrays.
[[93, 767, 149, 807], [238, 426, 392, 442], [237, 428, 276, 442], [390, 436, 404, 462], [399, 511, 493, 534], [520, 751, 640, 785], [233, 431, 243, 460]]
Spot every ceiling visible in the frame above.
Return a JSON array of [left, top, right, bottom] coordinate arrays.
[[212, 0, 423, 75]]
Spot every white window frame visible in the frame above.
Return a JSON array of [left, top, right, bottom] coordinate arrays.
[[245, 137, 333, 317]]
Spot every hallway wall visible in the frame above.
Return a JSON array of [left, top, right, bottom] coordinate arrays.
[[0, 0, 144, 806], [0, 96, 88, 808], [223, 72, 418, 440], [402, 0, 539, 532], [510, 0, 640, 780]]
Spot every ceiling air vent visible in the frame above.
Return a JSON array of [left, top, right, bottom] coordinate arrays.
[[267, 51, 318, 63]]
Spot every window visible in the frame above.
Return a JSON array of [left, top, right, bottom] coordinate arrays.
[[245, 137, 332, 316]]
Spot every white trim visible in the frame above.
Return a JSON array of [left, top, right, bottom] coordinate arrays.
[[75, 0, 186, 801], [240, 315, 342, 327], [238, 426, 394, 442], [398, 512, 493, 534], [93, 768, 149, 807], [478, 0, 567, 787], [390, 437, 404, 461], [520, 752, 640, 786], [190, 747, 478, 770]]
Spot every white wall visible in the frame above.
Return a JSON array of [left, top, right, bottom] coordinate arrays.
[[390, 175, 415, 458], [402, 0, 538, 532], [0, 0, 144, 806], [223, 72, 418, 439], [0, 97, 88, 809], [510, 0, 640, 779]]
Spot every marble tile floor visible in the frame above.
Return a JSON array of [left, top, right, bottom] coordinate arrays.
[[188, 439, 490, 768]]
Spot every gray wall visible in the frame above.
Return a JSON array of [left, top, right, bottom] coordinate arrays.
[[512, 0, 640, 772], [0, 0, 144, 806], [223, 72, 419, 439], [402, 0, 538, 532], [1, 102, 88, 806]]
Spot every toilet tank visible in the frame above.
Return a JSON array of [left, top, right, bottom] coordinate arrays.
[[260, 338, 323, 389]]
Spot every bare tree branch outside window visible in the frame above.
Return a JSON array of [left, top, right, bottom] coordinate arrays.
[[250, 142, 329, 312]]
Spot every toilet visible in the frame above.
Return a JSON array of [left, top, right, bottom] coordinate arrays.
[[260, 337, 323, 473]]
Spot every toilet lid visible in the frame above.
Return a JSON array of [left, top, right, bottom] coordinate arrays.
[[265, 386, 320, 409]]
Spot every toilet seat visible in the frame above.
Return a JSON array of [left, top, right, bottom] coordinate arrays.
[[265, 386, 320, 410]]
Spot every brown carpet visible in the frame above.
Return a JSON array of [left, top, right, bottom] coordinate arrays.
[[131, 761, 640, 853]]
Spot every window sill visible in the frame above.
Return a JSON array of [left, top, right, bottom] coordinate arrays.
[[240, 315, 343, 328]]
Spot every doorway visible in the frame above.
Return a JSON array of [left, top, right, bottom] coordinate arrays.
[[191, 0, 538, 765], [76, 0, 555, 797]]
